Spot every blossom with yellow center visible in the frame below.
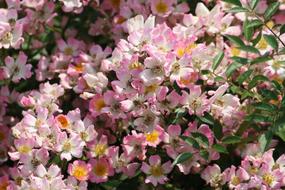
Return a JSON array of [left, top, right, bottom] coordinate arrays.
[[68, 160, 91, 181], [145, 130, 160, 144], [89, 158, 114, 183]]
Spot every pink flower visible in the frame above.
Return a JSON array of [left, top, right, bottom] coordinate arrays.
[[141, 155, 172, 186], [87, 135, 109, 158], [151, 0, 175, 17], [201, 164, 224, 187], [123, 130, 147, 160], [68, 160, 91, 181], [181, 85, 210, 116], [4, 52, 32, 83], [88, 157, 114, 183], [55, 132, 85, 161]]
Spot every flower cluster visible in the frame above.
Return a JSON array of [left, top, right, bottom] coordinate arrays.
[[202, 149, 285, 190], [0, 0, 285, 189]]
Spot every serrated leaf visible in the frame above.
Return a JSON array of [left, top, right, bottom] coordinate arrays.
[[264, 34, 279, 50], [247, 19, 263, 28], [200, 150, 209, 160], [250, 0, 259, 10], [280, 25, 285, 35], [227, 7, 249, 13], [244, 19, 254, 41], [222, 135, 242, 144], [238, 45, 260, 54], [212, 144, 229, 154], [224, 35, 245, 46], [191, 132, 209, 147], [259, 130, 273, 152], [250, 56, 272, 65], [213, 121, 223, 140], [198, 112, 215, 125], [237, 69, 253, 84], [245, 114, 272, 123], [173, 152, 193, 165], [231, 56, 249, 64], [181, 136, 200, 149], [221, 0, 242, 6], [253, 102, 277, 112], [264, 2, 280, 21], [248, 75, 269, 89], [226, 62, 243, 77], [212, 51, 224, 71]]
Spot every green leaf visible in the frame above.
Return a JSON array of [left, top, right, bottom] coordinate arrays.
[[212, 51, 224, 71], [226, 62, 243, 77], [231, 56, 249, 64], [173, 152, 193, 165], [264, 2, 280, 21], [264, 34, 279, 50], [245, 114, 272, 123], [244, 19, 254, 41], [213, 121, 223, 140], [271, 80, 282, 92], [250, 56, 272, 65], [224, 35, 245, 46], [181, 136, 200, 149], [214, 76, 226, 82], [238, 45, 260, 54], [252, 31, 262, 46], [248, 75, 269, 89], [191, 132, 209, 147], [221, 0, 242, 6], [222, 135, 242, 144], [250, 0, 259, 10], [198, 112, 215, 125], [227, 7, 249, 13], [200, 150, 209, 160], [252, 102, 277, 112], [247, 19, 263, 28], [259, 130, 273, 152], [280, 24, 285, 35], [237, 69, 253, 84], [212, 144, 229, 154]]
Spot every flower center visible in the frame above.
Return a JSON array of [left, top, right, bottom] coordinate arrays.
[[145, 130, 159, 143], [155, 1, 168, 14], [93, 98, 106, 112], [150, 164, 163, 177], [57, 115, 69, 129], [93, 163, 108, 177], [73, 165, 89, 180], [94, 144, 107, 156], [256, 37, 268, 50], [231, 176, 240, 186], [64, 47, 73, 56], [63, 141, 72, 152], [262, 173, 274, 186], [0, 32, 12, 44], [18, 145, 31, 154]]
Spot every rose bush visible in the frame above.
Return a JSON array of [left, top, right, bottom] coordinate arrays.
[[0, 0, 285, 189]]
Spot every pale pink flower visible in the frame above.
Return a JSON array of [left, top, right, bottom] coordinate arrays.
[[4, 52, 32, 83], [55, 132, 85, 161], [150, 0, 175, 17], [88, 157, 114, 183], [141, 155, 172, 186], [68, 160, 91, 181]]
